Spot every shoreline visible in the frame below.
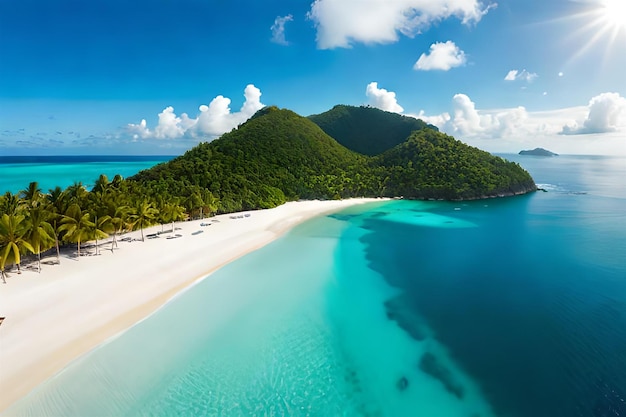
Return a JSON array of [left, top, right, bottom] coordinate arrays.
[[0, 198, 382, 413]]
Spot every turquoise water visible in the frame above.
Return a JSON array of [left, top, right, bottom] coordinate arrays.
[[5, 154, 626, 416], [0, 155, 174, 194]]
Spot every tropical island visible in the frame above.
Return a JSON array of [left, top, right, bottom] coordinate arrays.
[[1, 105, 536, 280], [519, 147, 559, 156]]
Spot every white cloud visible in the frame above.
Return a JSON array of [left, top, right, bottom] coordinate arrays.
[[371, 85, 623, 149], [504, 69, 538, 82], [365, 82, 404, 113], [127, 84, 265, 140], [271, 15, 294, 45], [128, 119, 151, 140], [561, 92, 626, 135], [504, 70, 518, 81], [417, 94, 529, 138], [413, 92, 626, 154], [307, 0, 495, 49], [154, 106, 185, 139], [414, 41, 467, 71]]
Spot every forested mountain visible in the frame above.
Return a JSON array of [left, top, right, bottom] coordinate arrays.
[[130, 106, 535, 208], [308, 104, 437, 156]]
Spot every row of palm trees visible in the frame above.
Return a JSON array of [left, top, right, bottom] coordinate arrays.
[[0, 175, 198, 283]]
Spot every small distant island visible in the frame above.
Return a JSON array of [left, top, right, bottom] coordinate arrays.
[[519, 148, 558, 157]]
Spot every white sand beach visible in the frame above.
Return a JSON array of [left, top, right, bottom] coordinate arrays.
[[0, 198, 380, 412]]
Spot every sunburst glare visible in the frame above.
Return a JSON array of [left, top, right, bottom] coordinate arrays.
[[548, 0, 626, 66], [601, 0, 626, 29]]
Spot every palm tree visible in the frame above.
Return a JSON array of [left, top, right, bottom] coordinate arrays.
[[20, 181, 43, 207], [184, 192, 204, 220], [91, 174, 110, 193], [65, 182, 88, 206], [109, 205, 129, 251], [46, 187, 68, 264], [58, 204, 95, 258], [160, 202, 186, 233], [0, 192, 21, 216], [0, 213, 35, 282], [90, 188, 129, 252], [47, 186, 68, 215], [91, 214, 112, 255], [24, 206, 55, 272], [200, 189, 219, 218], [128, 200, 159, 242]]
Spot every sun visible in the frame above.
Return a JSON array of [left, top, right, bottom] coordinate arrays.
[[557, 0, 626, 63], [600, 0, 626, 30]]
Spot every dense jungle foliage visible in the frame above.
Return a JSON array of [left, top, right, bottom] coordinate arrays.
[[375, 129, 537, 200]]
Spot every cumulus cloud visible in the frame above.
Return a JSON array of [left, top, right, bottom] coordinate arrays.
[[414, 41, 467, 71], [363, 83, 528, 138], [127, 119, 151, 140], [561, 92, 626, 135], [308, 0, 495, 49], [403, 91, 625, 154], [271, 15, 294, 45], [416, 94, 530, 139], [127, 85, 265, 140], [504, 69, 538, 82], [365, 82, 404, 113]]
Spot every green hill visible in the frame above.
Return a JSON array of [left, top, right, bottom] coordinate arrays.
[[308, 104, 437, 156], [375, 129, 537, 200], [129, 106, 536, 213]]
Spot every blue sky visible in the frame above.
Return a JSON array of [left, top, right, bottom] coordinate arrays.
[[1, 0, 625, 155]]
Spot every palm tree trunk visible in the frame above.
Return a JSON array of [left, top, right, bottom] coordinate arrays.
[[38, 252, 41, 273], [1, 269, 6, 284], [55, 237, 60, 264], [95, 216, 99, 255], [77, 238, 81, 258], [141, 224, 145, 242], [53, 221, 60, 264]]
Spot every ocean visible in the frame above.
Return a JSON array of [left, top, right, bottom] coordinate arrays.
[[5, 154, 626, 416], [0, 155, 175, 194]]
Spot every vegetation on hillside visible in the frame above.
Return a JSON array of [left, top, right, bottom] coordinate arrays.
[[376, 129, 537, 200], [308, 104, 438, 156]]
